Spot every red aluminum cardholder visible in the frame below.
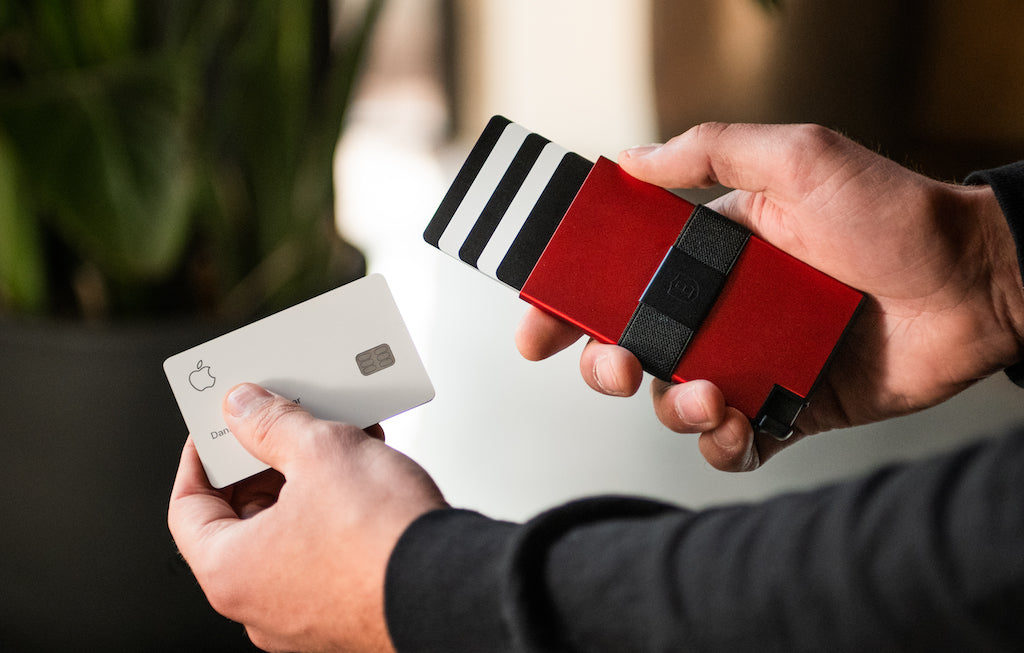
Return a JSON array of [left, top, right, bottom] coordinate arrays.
[[520, 157, 863, 430]]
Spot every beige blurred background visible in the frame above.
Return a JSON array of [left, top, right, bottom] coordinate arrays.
[[335, 0, 1024, 521]]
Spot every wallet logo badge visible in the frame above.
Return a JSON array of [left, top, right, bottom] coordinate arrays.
[[668, 274, 700, 303], [189, 360, 216, 392]]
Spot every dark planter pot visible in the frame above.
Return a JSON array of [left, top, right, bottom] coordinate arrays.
[[0, 318, 257, 651]]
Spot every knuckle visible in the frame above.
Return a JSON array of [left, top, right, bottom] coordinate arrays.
[[787, 123, 840, 153], [244, 627, 275, 652], [247, 399, 304, 447], [685, 122, 745, 186], [783, 123, 845, 168], [777, 123, 847, 195], [690, 120, 730, 141], [197, 567, 245, 620]]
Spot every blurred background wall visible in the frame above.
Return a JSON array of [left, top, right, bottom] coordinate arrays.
[[336, 0, 1024, 522]]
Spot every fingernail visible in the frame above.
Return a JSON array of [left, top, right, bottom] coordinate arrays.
[[623, 143, 663, 159], [675, 386, 710, 427], [593, 354, 626, 396], [710, 424, 736, 452], [711, 423, 758, 471], [226, 383, 273, 418]]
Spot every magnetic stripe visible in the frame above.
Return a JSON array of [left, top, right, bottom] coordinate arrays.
[[437, 123, 530, 257], [495, 151, 593, 290], [459, 133, 550, 266], [424, 115, 510, 246], [476, 141, 571, 280]]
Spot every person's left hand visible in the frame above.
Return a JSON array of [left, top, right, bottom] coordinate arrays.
[[167, 383, 446, 653]]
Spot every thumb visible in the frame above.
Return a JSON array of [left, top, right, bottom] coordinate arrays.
[[618, 122, 841, 201], [222, 383, 321, 473], [617, 122, 768, 191]]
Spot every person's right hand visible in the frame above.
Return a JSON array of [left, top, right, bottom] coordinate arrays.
[[168, 384, 446, 653], [517, 123, 1024, 471]]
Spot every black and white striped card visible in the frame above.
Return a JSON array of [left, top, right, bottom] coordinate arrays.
[[424, 115, 593, 291]]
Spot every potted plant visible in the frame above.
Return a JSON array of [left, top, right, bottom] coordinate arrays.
[[0, 1, 383, 649]]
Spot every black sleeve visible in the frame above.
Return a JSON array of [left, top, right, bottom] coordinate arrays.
[[966, 161, 1024, 387], [385, 428, 1024, 652]]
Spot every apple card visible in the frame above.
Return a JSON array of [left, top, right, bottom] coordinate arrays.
[[163, 274, 434, 488]]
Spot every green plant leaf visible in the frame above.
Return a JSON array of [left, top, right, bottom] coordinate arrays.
[[78, 63, 196, 281], [0, 129, 46, 313], [1, 59, 196, 284], [0, 0, 381, 319]]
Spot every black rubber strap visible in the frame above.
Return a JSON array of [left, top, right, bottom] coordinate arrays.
[[753, 384, 805, 441], [618, 205, 750, 381]]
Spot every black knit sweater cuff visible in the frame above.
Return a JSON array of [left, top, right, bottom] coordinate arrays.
[[966, 161, 1024, 387]]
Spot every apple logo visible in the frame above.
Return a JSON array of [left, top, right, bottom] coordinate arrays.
[[189, 360, 216, 392]]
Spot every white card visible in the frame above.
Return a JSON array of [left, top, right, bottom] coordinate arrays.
[[163, 274, 434, 488]]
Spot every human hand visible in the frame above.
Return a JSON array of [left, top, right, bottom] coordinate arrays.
[[167, 383, 446, 653], [517, 123, 1024, 471]]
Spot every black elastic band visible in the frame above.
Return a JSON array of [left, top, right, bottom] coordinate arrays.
[[617, 205, 750, 381]]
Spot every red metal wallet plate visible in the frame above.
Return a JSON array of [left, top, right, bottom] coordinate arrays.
[[520, 157, 863, 422]]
